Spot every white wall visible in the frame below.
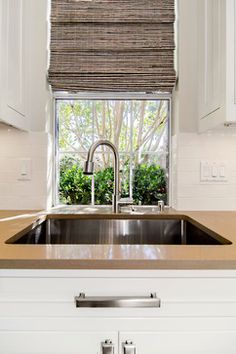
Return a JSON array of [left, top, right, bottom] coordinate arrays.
[[172, 0, 198, 135], [27, 0, 52, 133]]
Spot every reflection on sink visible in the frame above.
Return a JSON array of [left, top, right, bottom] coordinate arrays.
[[6, 218, 232, 245]]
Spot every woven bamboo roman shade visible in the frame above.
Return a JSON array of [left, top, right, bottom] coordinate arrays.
[[48, 0, 176, 92]]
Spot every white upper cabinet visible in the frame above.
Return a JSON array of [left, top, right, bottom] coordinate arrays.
[[198, 0, 236, 131], [198, 0, 224, 120], [0, 0, 30, 130]]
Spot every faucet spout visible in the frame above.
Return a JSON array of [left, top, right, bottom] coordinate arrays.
[[84, 140, 120, 213]]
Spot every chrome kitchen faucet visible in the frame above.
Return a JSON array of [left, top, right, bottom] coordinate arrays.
[[84, 139, 133, 213]]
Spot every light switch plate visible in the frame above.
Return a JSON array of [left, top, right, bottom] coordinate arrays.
[[17, 158, 31, 181], [200, 160, 228, 183]]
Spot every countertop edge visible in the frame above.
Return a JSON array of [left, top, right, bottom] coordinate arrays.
[[1, 259, 236, 270]]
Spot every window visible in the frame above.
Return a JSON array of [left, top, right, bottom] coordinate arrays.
[[55, 96, 170, 206]]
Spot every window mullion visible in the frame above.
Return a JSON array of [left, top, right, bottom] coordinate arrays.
[[129, 101, 134, 200], [91, 100, 95, 205]]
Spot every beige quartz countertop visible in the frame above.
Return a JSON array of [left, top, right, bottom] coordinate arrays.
[[0, 207, 236, 269]]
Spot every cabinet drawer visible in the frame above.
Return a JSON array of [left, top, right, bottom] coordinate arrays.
[[1, 273, 236, 318], [1, 276, 236, 301]]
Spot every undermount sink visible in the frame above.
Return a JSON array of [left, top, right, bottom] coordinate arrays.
[[6, 217, 231, 245]]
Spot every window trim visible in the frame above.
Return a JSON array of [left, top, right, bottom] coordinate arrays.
[[52, 92, 172, 207]]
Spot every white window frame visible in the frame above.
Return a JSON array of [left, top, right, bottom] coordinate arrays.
[[52, 92, 172, 207]]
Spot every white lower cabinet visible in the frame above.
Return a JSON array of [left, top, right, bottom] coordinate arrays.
[[0, 332, 118, 354], [1, 329, 236, 354], [0, 269, 236, 353], [119, 331, 236, 354]]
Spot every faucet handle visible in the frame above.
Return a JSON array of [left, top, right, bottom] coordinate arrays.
[[158, 200, 165, 212]]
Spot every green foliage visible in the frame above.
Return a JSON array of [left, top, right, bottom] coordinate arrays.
[[94, 167, 114, 204], [133, 164, 167, 205], [59, 156, 91, 205], [59, 157, 167, 205]]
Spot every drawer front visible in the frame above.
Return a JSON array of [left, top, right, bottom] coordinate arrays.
[[1, 275, 236, 318]]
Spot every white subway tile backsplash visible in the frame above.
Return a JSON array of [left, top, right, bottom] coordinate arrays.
[[1, 125, 236, 211], [177, 171, 200, 185], [177, 197, 236, 211], [0, 124, 49, 210], [177, 159, 199, 172], [173, 132, 236, 210], [178, 183, 235, 198]]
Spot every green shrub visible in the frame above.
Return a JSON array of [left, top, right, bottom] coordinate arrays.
[[59, 157, 167, 205], [59, 156, 92, 204], [133, 164, 167, 205], [94, 167, 114, 204]]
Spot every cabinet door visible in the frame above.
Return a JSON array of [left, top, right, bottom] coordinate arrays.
[[0, 331, 118, 354], [6, 0, 25, 115], [0, 0, 29, 130], [119, 331, 236, 354], [198, 0, 224, 120]]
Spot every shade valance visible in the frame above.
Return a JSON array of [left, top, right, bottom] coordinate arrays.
[[48, 0, 176, 92]]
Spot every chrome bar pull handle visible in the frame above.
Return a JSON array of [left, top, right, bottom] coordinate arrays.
[[75, 292, 160, 308], [123, 340, 136, 354], [102, 339, 114, 354]]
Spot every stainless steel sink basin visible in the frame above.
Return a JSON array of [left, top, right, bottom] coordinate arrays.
[[6, 218, 232, 245]]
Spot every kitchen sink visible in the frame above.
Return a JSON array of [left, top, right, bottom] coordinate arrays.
[[6, 218, 232, 245]]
